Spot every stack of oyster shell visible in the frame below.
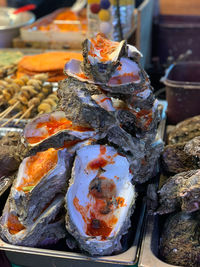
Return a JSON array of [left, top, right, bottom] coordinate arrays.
[[0, 33, 162, 256]]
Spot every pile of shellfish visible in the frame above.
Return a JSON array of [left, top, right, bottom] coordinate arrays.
[[0, 33, 163, 256]]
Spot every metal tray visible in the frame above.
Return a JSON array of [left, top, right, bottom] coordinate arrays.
[[0, 199, 145, 267], [0, 101, 167, 267], [138, 213, 180, 267]]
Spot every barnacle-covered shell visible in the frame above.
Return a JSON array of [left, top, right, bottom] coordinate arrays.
[[65, 144, 136, 255], [82, 33, 127, 83], [160, 211, 200, 267], [0, 194, 66, 247], [9, 148, 72, 225], [58, 77, 116, 130], [167, 114, 200, 145], [23, 110, 98, 154], [157, 169, 200, 214]]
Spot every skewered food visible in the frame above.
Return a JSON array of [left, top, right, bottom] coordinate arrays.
[[0, 51, 23, 78]]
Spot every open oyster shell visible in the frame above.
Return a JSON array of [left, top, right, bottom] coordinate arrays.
[[64, 57, 148, 96], [0, 194, 66, 247], [23, 110, 99, 155], [0, 148, 72, 246], [82, 33, 127, 83], [65, 144, 136, 255], [9, 148, 72, 225]]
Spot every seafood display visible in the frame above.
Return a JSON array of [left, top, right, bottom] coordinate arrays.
[[0, 34, 162, 256], [154, 114, 200, 266]]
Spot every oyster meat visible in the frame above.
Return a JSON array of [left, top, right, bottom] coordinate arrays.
[[0, 148, 72, 246], [65, 145, 136, 255]]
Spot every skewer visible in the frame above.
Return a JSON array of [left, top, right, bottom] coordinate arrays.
[[0, 111, 22, 127], [0, 106, 13, 117], [15, 105, 34, 125], [0, 101, 19, 120]]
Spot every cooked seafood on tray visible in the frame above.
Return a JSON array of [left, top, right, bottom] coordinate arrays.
[[0, 33, 163, 256]]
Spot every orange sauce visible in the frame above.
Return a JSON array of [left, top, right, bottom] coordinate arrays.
[[89, 33, 119, 62], [108, 73, 140, 85], [86, 212, 113, 240], [16, 148, 58, 192], [87, 157, 108, 171], [100, 97, 111, 103], [76, 73, 88, 80], [7, 213, 25, 235], [26, 116, 93, 145]]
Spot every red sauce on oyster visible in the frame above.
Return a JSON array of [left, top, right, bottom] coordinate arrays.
[[7, 213, 25, 235], [16, 148, 58, 192], [89, 33, 119, 62], [26, 116, 93, 145], [108, 73, 140, 85]]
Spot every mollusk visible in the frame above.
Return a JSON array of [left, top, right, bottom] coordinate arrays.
[[65, 144, 136, 255]]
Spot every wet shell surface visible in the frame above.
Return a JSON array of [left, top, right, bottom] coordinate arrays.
[[64, 58, 148, 95], [0, 148, 72, 246], [65, 144, 136, 255], [82, 33, 128, 83], [23, 111, 98, 154]]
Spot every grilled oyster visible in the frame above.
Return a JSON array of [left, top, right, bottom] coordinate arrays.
[[0, 148, 72, 246], [82, 33, 127, 83], [58, 77, 116, 131], [1, 194, 66, 247], [23, 111, 98, 155], [65, 144, 136, 255], [160, 211, 200, 267], [157, 169, 200, 214]]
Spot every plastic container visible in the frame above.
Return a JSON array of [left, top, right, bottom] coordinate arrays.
[[161, 61, 200, 124], [153, 15, 200, 64]]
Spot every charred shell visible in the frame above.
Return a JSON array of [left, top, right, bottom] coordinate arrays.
[[58, 77, 116, 131], [0, 148, 72, 246], [9, 148, 72, 225], [157, 169, 200, 214], [65, 144, 136, 256], [82, 34, 127, 83], [0, 194, 66, 247], [23, 110, 99, 155]]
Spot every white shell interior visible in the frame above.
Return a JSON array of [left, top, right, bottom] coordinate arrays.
[[107, 58, 141, 86], [67, 145, 135, 240]]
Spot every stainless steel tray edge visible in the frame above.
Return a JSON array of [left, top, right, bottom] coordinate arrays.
[[0, 201, 146, 266], [138, 214, 181, 267]]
